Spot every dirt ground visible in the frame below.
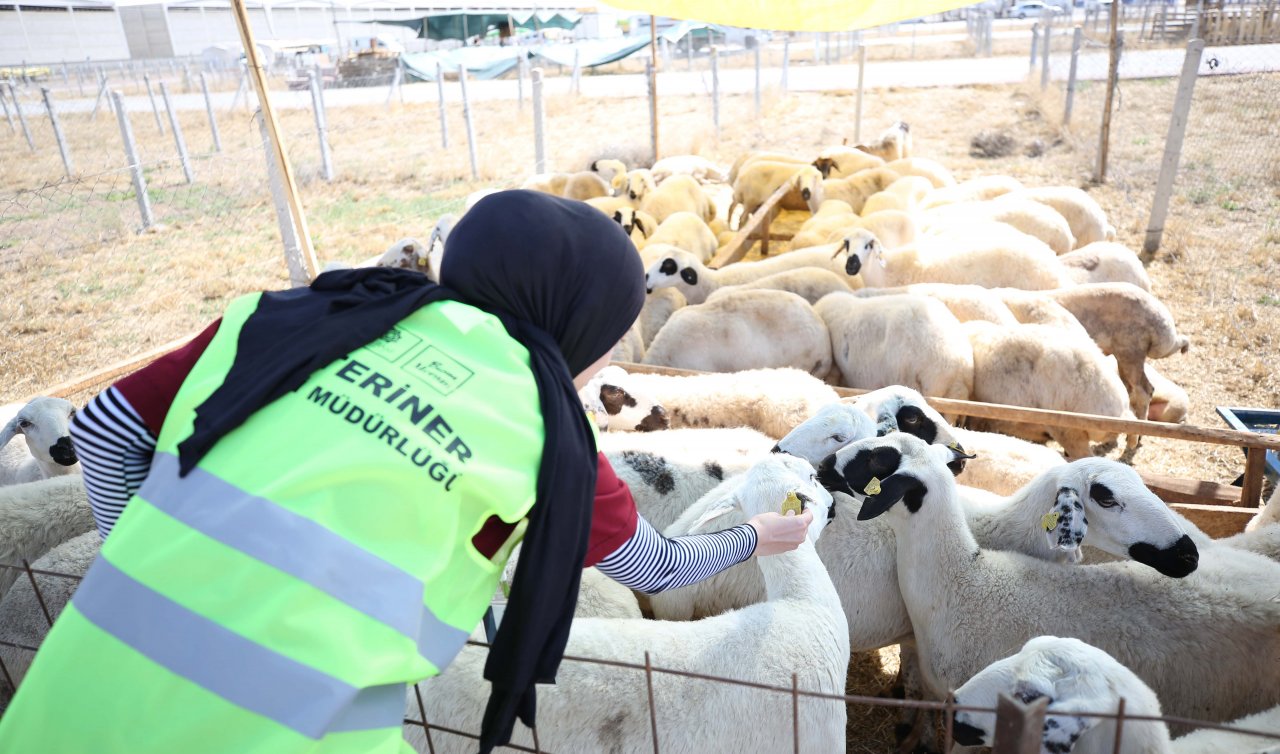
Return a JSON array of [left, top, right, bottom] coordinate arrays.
[[2, 64, 1276, 753]]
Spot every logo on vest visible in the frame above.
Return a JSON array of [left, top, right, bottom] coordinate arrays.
[[405, 346, 474, 395], [365, 327, 422, 364]]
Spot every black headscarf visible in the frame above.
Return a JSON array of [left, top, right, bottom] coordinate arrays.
[[176, 190, 644, 752]]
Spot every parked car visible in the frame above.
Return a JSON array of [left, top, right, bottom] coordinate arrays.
[[1009, 1, 1066, 18]]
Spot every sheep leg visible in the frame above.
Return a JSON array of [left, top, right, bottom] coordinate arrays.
[[1049, 428, 1095, 460], [1115, 354, 1153, 456], [893, 645, 942, 754]]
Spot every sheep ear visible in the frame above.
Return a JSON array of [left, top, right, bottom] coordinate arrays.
[[857, 472, 927, 520], [1043, 487, 1087, 561], [634, 215, 649, 238], [0, 417, 19, 448], [1041, 711, 1095, 753], [690, 501, 738, 533], [680, 267, 698, 286]]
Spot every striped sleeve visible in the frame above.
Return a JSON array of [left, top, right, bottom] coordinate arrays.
[[594, 515, 758, 595], [70, 387, 157, 539]]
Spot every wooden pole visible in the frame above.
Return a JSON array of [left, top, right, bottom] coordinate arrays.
[[229, 0, 318, 284], [1095, 0, 1124, 183], [649, 15, 659, 161], [1143, 39, 1205, 259]]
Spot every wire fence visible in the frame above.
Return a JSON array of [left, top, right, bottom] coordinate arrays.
[[0, 557, 1277, 754]]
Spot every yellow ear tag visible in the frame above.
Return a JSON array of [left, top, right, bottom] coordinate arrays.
[[416, 256, 428, 267], [864, 477, 882, 496], [947, 441, 961, 452], [1041, 511, 1061, 531], [585, 410, 596, 426], [781, 490, 803, 516]]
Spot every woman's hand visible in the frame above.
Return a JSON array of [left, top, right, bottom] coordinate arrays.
[[747, 510, 814, 557]]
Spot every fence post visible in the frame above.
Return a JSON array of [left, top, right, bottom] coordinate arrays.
[[385, 61, 403, 108], [307, 70, 334, 181], [91, 69, 110, 120], [781, 37, 790, 92], [753, 43, 762, 116], [711, 46, 720, 137], [1094, 25, 1124, 183], [813, 33, 820, 65], [457, 64, 479, 180], [436, 61, 449, 149], [159, 81, 194, 184], [199, 72, 222, 152], [1041, 14, 1053, 89], [531, 67, 545, 173], [572, 47, 582, 96], [517, 56, 526, 111], [1063, 27, 1084, 125], [40, 87, 73, 177], [256, 110, 308, 288], [686, 35, 693, 71], [143, 73, 165, 134], [0, 82, 15, 134], [9, 83, 35, 151], [992, 693, 1050, 754], [229, 67, 248, 113], [855, 45, 867, 144], [1030, 23, 1040, 73], [111, 90, 154, 230], [1142, 38, 1205, 259], [182, 63, 193, 93], [645, 58, 658, 163]]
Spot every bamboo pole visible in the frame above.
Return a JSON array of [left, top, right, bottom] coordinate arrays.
[[649, 15, 659, 161], [229, 0, 318, 285]]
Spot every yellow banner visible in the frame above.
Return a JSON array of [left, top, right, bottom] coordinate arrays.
[[599, 1, 982, 32]]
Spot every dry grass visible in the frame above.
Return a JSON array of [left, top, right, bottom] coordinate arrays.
[[2, 62, 1276, 753]]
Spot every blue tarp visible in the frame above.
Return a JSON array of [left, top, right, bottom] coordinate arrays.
[[403, 37, 655, 81], [531, 37, 653, 68]]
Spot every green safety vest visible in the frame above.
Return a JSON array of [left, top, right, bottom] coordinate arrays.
[[0, 293, 547, 753]]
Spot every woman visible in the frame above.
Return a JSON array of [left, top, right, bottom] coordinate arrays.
[[0, 191, 812, 753]]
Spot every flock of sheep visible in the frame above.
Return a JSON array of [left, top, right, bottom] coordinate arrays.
[[1, 122, 1278, 752]]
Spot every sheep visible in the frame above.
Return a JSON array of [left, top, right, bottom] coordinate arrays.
[[841, 223, 1072, 291], [726, 150, 810, 185], [919, 174, 1025, 209], [883, 157, 956, 189], [372, 237, 432, 276], [1046, 282, 1190, 422], [649, 155, 728, 185], [806, 165, 903, 214], [499, 545, 642, 621], [642, 244, 856, 305], [590, 158, 627, 193], [994, 287, 1094, 336], [1012, 186, 1117, 248], [790, 199, 858, 249], [813, 144, 886, 178], [1246, 486, 1280, 534], [727, 160, 811, 226], [829, 431, 1280, 725], [578, 365, 668, 433], [705, 268, 855, 306], [951, 426, 1067, 496], [584, 194, 637, 218], [865, 175, 935, 215], [854, 121, 912, 162], [636, 211, 718, 263], [964, 321, 1135, 459], [793, 202, 916, 250], [610, 322, 646, 363], [637, 174, 715, 224], [953, 636, 1280, 754], [1059, 242, 1153, 291], [1145, 364, 1189, 424], [618, 367, 840, 440], [0, 530, 99, 691], [1, 397, 80, 486], [636, 287, 685, 349], [853, 283, 1023, 326], [404, 453, 848, 754], [643, 290, 834, 378], [599, 427, 776, 532], [815, 292, 975, 401], [611, 206, 658, 245], [0, 475, 94, 596], [521, 171, 611, 200], [924, 197, 1077, 254]]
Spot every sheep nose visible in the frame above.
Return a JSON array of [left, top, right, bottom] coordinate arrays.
[[1130, 534, 1199, 578], [49, 436, 78, 466], [845, 255, 862, 276], [769, 444, 782, 453], [816, 455, 852, 495], [638, 406, 669, 432]]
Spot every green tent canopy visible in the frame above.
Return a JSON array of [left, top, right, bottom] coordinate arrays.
[[369, 11, 581, 41]]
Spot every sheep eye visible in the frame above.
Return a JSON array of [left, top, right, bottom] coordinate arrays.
[[830, 434, 847, 443], [1090, 483, 1119, 508], [18, 419, 32, 429]]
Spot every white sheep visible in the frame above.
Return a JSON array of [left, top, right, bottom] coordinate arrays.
[[705, 268, 855, 306], [841, 223, 1072, 291], [599, 427, 776, 532], [726, 150, 810, 185], [1011, 186, 1117, 248], [584, 194, 638, 218], [794, 202, 916, 251], [1, 397, 80, 486], [924, 197, 1076, 254], [1059, 242, 1153, 291], [521, 171, 611, 200], [727, 159, 811, 226], [815, 291, 974, 401], [834, 431, 1280, 725], [590, 158, 627, 193], [1144, 363, 1189, 424], [862, 175, 938, 216], [642, 244, 856, 304], [854, 121, 912, 162], [953, 636, 1280, 754], [805, 165, 903, 214], [636, 211, 718, 263], [1246, 486, 1279, 534], [649, 155, 728, 184], [853, 283, 1023, 327], [611, 321, 646, 363], [404, 454, 849, 754], [919, 174, 1025, 210], [643, 290, 834, 378], [0, 475, 94, 596], [633, 173, 715, 224], [964, 320, 1135, 459], [618, 367, 840, 440], [883, 157, 955, 189], [813, 144, 886, 178], [636, 287, 685, 349], [578, 365, 668, 433], [610, 206, 658, 245]]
